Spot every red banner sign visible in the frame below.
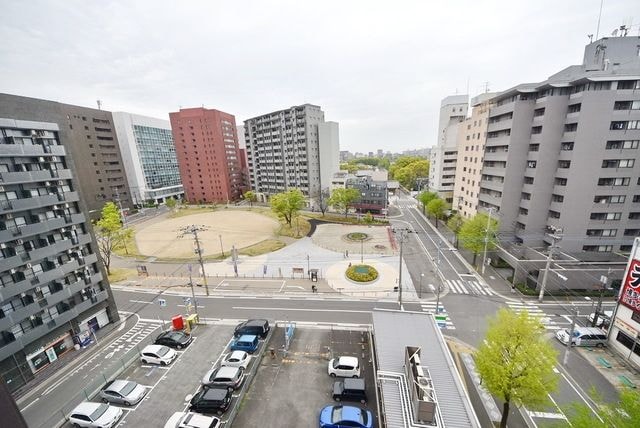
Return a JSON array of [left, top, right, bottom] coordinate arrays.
[[621, 258, 640, 311]]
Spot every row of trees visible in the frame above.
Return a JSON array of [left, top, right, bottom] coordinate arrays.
[[340, 157, 391, 173], [389, 156, 429, 190], [269, 188, 363, 225]]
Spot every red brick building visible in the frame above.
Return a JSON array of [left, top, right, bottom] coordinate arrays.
[[169, 107, 243, 203]]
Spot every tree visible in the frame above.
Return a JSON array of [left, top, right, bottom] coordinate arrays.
[[270, 189, 305, 226], [426, 198, 447, 228], [329, 188, 360, 218], [363, 212, 374, 225], [244, 190, 257, 207], [165, 197, 177, 211], [418, 191, 438, 215], [447, 213, 465, 248], [458, 212, 499, 265], [94, 202, 131, 275], [475, 308, 558, 428], [315, 188, 330, 216], [389, 156, 429, 190], [564, 389, 640, 428]]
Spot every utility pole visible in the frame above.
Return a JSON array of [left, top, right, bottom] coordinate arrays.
[[178, 225, 209, 296], [307, 254, 310, 278], [563, 306, 578, 366], [481, 208, 493, 274], [592, 269, 610, 327], [218, 234, 225, 257], [187, 264, 199, 320], [419, 273, 424, 299], [538, 226, 563, 302], [393, 227, 414, 309]]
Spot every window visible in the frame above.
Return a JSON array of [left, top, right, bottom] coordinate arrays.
[[567, 103, 581, 113], [564, 123, 578, 132], [614, 100, 640, 110], [551, 194, 564, 202], [590, 212, 622, 220], [594, 195, 625, 204], [549, 210, 561, 219], [620, 245, 633, 252], [527, 161, 537, 168], [634, 195, 640, 203], [560, 142, 574, 151], [534, 108, 545, 117], [616, 331, 640, 357], [531, 126, 542, 134], [606, 140, 640, 150], [586, 229, 617, 237], [519, 207, 529, 215], [618, 80, 640, 90], [554, 177, 567, 186], [602, 159, 635, 168], [521, 192, 531, 200], [583, 245, 613, 252], [529, 144, 539, 152], [523, 176, 534, 184], [629, 212, 640, 219], [624, 229, 640, 237], [598, 177, 630, 186], [558, 160, 571, 168]]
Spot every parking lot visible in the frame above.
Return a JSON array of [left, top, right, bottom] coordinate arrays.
[[233, 326, 378, 427]]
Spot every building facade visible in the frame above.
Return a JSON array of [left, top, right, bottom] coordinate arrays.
[[244, 104, 339, 208], [0, 118, 118, 393], [169, 107, 243, 204], [0, 94, 133, 217], [429, 95, 468, 202], [453, 93, 495, 218], [112, 112, 183, 205], [477, 36, 640, 253], [346, 176, 388, 215]]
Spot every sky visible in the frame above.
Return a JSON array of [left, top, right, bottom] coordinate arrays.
[[0, 1, 637, 153]]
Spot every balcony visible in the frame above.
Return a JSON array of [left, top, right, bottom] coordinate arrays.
[[487, 119, 512, 133], [489, 102, 515, 117], [483, 151, 508, 162], [482, 167, 506, 177], [479, 180, 504, 192], [478, 192, 502, 207], [0, 144, 66, 158], [5, 194, 59, 213], [485, 135, 511, 148]]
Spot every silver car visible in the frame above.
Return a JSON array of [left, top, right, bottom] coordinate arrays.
[[221, 351, 251, 370], [99, 380, 147, 406], [201, 366, 244, 389]]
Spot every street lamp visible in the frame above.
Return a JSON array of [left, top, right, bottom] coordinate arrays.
[[429, 283, 442, 314], [419, 273, 424, 298], [219, 234, 225, 257]]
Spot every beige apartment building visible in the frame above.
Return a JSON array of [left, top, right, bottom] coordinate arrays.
[[453, 93, 495, 218]]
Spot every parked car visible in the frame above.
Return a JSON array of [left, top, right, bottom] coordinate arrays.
[[189, 387, 233, 415], [319, 405, 373, 428], [99, 379, 147, 406], [155, 330, 193, 349], [555, 326, 607, 347], [229, 334, 260, 354], [201, 366, 244, 389], [234, 319, 270, 338], [328, 356, 361, 378], [587, 310, 613, 328], [140, 344, 177, 365], [333, 378, 367, 404], [164, 411, 220, 428], [221, 350, 251, 370], [68, 402, 123, 428]]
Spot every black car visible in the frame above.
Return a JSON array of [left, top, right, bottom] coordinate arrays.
[[190, 387, 232, 415], [333, 378, 367, 404], [233, 319, 270, 338], [155, 330, 192, 349]]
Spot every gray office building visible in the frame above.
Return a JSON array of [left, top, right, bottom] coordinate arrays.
[[0, 94, 133, 217], [0, 118, 118, 393], [478, 36, 640, 253], [244, 104, 339, 207]]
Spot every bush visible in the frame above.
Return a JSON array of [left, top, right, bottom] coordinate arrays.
[[346, 264, 379, 283]]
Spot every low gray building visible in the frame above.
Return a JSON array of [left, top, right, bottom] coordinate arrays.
[[346, 176, 388, 215]]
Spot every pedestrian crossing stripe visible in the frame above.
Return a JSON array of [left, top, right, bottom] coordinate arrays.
[[444, 279, 495, 296], [419, 304, 455, 330], [506, 303, 563, 330]]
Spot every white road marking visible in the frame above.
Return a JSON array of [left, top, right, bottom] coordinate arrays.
[[21, 397, 39, 411], [528, 411, 566, 420], [129, 299, 154, 304], [232, 306, 371, 313]]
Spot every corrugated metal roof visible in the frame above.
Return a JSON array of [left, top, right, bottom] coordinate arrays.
[[373, 309, 480, 428]]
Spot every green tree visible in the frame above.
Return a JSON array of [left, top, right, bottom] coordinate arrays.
[[270, 189, 305, 226], [475, 308, 558, 428], [363, 212, 374, 225], [389, 156, 429, 189], [458, 212, 499, 265], [339, 163, 358, 174], [244, 190, 257, 207], [94, 202, 131, 275], [315, 188, 330, 216], [563, 389, 640, 428], [329, 188, 361, 218], [447, 213, 465, 248], [165, 197, 177, 211], [418, 191, 438, 215], [427, 198, 447, 227]]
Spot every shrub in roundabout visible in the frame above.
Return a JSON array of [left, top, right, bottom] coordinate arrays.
[[346, 264, 379, 283]]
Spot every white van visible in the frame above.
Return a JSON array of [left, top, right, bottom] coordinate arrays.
[[555, 326, 607, 347]]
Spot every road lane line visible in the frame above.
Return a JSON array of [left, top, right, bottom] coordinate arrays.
[[232, 306, 371, 313], [21, 397, 39, 411], [129, 299, 154, 304], [559, 370, 604, 423]]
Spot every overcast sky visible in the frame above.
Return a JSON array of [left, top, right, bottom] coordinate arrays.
[[0, 1, 637, 153]]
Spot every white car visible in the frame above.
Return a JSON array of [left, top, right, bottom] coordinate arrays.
[[140, 344, 177, 365], [221, 350, 251, 370], [164, 411, 220, 428], [69, 402, 123, 428], [588, 310, 613, 327], [328, 356, 361, 378]]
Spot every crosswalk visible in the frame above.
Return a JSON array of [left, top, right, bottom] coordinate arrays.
[[420, 302, 456, 330], [445, 279, 496, 296], [506, 301, 564, 331], [104, 319, 162, 357]]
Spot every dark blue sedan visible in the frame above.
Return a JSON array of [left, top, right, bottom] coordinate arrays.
[[319, 405, 374, 428]]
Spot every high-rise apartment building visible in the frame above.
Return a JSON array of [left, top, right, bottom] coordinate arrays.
[[0, 118, 118, 392], [169, 107, 243, 204], [453, 93, 495, 218], [429, 95, 468, 201], [112, 112, 183, 205], [478, 36, 640, 253], [0, 94, 133, 217], [244, 104, 339, 207]]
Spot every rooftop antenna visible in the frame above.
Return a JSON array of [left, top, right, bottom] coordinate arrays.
[[482, 81, 490, 93], [587, 34, 593, 43], [96, 99, 102, 110], [595, 0, 603, 40]]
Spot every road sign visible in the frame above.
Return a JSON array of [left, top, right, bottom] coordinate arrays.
[[158, 298, 167, 307]]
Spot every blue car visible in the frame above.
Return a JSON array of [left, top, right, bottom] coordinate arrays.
[[319, 405, 374, 428], [229, 334, 259, 353]]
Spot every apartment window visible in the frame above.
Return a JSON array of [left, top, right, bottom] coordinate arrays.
[[634, 195, 640, 203], [558, 160, 571, 168], [551, 194, 564, 203], [620, 245, 633, 252], [521, 192, 531, 200], [529, 144, 539, 152], [527, 161, 537, 168], [618, 80, 640, 90], [606, 140, 639, 149], [555, 177, 568, 186], [590, 212, 622, 220], [594, 195, 625, 204], [624, 229, 640, 237], [531, 126, 542, 135], [598, 177, 630, 186], [583, 245, 613, 252], [560, 142, 574, 151], [629, 212, 640, 219], [586, 229, 617, 237], [534, 108, 545, 117], [567, 103, 581, 113], [524, 176, 534, 184], [614, 100, 640, 110], [602, 159, 635, 168], [564, 123, 578, 132], [549, 210, 561, 219], [519, 207, 529, 215]]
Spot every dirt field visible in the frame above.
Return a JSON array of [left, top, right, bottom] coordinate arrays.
[[134, 210, 280, 258]]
